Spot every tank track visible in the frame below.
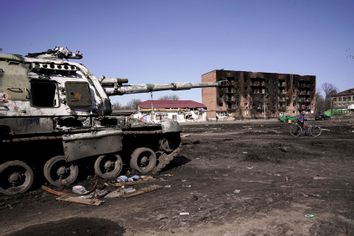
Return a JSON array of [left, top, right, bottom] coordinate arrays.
[[152, 146, 181, 174]]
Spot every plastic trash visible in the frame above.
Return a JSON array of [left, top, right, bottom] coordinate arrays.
[[233, 189, 241, 194], [116, 175, 128, 183], [128, 175, 140, 182], [80, 189, 108, 199], [72, 185, 89, 195], [313, 176, 326, 180], [305, 213, 315, 219], [179, 212, 190, 216]]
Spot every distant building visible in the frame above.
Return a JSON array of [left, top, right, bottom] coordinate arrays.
[[331, 88, 354, 109], [135, 100, 208, 123], [202, 70, 316, 119]]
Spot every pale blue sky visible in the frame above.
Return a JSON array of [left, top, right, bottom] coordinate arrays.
[[1, 0, 353, 105]]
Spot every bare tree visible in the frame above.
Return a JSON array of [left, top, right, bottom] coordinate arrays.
[[321, 83, 337, 99], [314, 90, 325, 113], [112, 99, 141, 110], [158, 94, 179, 100], [321, 83, 337, 111], [125, 99, 141, 110], [111, 102, 122, 110]]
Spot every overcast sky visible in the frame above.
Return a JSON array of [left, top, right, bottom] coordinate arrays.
[[1, 0, 353, 105]]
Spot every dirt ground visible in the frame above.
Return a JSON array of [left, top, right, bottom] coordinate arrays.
[[1, 119, 354, 236]]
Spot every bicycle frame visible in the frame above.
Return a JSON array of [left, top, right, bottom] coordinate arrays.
[[289, 123, 322, 137]]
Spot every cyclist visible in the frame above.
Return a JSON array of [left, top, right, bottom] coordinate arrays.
[[297, 111, 305, 128], [297, 110, 309, 135]]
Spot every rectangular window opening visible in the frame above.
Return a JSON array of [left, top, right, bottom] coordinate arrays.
[[30, 80, 58, 107]]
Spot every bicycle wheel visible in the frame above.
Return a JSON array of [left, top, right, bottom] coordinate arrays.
[[309, 126, 321, 137], [289, 124, 302, 137]]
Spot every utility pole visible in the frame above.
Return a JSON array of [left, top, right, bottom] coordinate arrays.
[[150, 92, 154, 122]]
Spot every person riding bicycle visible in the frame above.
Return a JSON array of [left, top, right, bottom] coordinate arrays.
[[290, 111, 321, 137], [297, 111, 307, 135], [297, 111, 305, 128]]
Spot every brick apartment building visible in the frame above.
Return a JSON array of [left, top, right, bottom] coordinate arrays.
[[202, 70, 316, 119]]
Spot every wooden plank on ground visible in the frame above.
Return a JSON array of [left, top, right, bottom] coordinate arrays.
[[122, 185, 162, 198], [41, 185, 72, 197], [56, 195, 104, 206]]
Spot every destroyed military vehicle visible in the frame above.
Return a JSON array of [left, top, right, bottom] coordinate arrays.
[[0, 46, 222, 195]]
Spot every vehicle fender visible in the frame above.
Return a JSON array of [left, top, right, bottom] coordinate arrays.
[[160, 120, 181, 133]]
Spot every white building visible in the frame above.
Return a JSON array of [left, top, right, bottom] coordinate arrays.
[[331, 88, 354, 109], [134, 100, 208, 123]]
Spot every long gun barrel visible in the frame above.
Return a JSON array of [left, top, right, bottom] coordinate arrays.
[[100, 77, 226, 96]]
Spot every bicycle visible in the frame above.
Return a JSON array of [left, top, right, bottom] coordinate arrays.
[[289, 123, 322, 137]]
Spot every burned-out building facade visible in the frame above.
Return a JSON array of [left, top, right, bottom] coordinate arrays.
[[202, 70, 316, 119]]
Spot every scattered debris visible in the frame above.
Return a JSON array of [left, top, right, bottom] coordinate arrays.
[[184, 185, 192, 188], [72, 185, 89, 195], [41, 185, 68, 197], [162, 173, 173, 177], [42, 174, 160, 204], [42, 184, 106, 206], [179, 212, 190, 216], [313, 176, 327, 180], [181, 134, 191, 138], [242, 151, 248, 154], [164, 185, 172, 188], [104, 189, 125, 199], [80, 189, 108, 199], [233, 189, 241, 194], [122, 185, 162, 198], [247, 166, 254, 170], [157, 214, 169, 220], [304, 213, 315, 219], [56, 195, 104, 206], [113, 176, 155, 187], [123, 187, 137, 194], [128, 175, 140, 182], [308, 193, 321, 198], [116, 175, 128, 183], [105, 185, 160, 199]]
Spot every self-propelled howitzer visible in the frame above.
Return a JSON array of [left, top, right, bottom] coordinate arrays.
[[0, 46, 221, 195]]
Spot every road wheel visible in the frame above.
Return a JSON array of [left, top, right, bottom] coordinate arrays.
[[43, 156, 78, 187], [0, 160, 34, 195], [310, 126, 322, 137], [289, 124, 302, 137], [159, 133, 181, 153], [130, 147, 157, 174], [94, 154, 123, 179]]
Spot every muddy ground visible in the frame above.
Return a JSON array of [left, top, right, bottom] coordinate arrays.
[[0, 120, 354, 236]]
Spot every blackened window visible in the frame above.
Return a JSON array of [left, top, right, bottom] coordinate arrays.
[[30, 80, 58, 107]]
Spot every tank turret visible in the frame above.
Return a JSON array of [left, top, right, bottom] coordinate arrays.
[[0, 46, 223, 195]]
